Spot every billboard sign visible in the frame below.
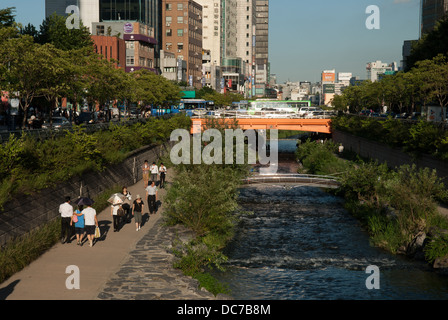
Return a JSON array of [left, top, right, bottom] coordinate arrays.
[[322, 72, 335, 83], [338, 72, 352, 81], [323, 84, 335, 94]]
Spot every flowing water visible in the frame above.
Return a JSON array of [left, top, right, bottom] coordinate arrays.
[[212, 139, 448, 300]]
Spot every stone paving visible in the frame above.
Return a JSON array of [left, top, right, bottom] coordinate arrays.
[[96, 218, 217, 300]]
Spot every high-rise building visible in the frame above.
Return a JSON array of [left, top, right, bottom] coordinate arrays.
[[46, 0, 99, 32], [236, 0, 256, 76], [45, 0, 79, 18], [99, 0, 163, 58], [161, 0, 203, 88], [195, 0, 222, 66], [254, 0, 269, 97], [421, 0, 448, 35]]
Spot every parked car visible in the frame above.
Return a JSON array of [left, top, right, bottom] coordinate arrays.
[[359, 109, 373, 116], [41, 117, 71, 130]]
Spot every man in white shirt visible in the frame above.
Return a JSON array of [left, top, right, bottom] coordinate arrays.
[[59, 196, 73, 244], [150, 162, 159, 183], [145, 181, 158, 214]]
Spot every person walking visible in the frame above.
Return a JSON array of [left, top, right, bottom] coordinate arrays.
[[145, 180, 158, 215], [159, 162, 167, 188], [59, 196, 73, 244], [142, 160, 150, 188], [82, 204, 98, 247], [71, 205, 85, 246], [150, 161, 159, 184], [132, 195, 144, 231], [111, 203, 123, 232], [122, 186, 132, 224]]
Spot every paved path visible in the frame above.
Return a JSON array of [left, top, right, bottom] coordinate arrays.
[[0, 170, 216, 300]]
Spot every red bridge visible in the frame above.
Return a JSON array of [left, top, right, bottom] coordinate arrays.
[[191, 118, 332, 134]]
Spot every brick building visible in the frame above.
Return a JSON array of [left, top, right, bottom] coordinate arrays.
[[162, 0, 203, 88]]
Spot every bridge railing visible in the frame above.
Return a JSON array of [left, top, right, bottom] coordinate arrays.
[[242, 173, 341, 188], [191, 109, 337, 119]]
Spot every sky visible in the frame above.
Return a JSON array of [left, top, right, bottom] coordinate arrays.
[[2, 0, 421, 84]]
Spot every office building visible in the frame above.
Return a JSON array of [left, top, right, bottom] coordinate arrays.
[[92, 21, 157, 73], [160, 50, 187, 82], [366, 61, 398, 82], [162, 0, 203, 88], [254, 0, 269, 96], [46, 0, 99, 32], [195, 0, 223, 67], [91, 34, 126, 69], [421, 0, 448, 35]]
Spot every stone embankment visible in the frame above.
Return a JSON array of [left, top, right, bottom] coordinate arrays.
[[97, 219, 222, 300]]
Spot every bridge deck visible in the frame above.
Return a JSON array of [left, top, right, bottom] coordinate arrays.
[[242, 174, 340, 189], [191, 118, 332, 134]]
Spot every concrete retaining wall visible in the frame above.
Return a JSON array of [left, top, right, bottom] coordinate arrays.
[[0, 142, 173, 247], [332, 130, 448, 186]]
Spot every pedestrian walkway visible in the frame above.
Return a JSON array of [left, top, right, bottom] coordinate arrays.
[[0, 170, 216, 300]]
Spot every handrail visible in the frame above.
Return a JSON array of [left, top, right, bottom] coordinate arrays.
[[0, 114, 174, 144]]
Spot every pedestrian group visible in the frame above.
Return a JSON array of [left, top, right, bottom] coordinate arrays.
[[59, 160, 166, 247]]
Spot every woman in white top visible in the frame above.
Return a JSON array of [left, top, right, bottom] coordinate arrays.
[[82, 205, 98, 247]]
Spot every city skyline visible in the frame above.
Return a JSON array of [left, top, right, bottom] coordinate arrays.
[[3, 0, 421, 84]]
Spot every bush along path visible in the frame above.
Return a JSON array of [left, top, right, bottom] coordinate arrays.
[[161, 118, 251, 296], [296, 139, 448, 273]]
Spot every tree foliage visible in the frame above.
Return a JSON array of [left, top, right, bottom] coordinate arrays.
[[406, 15, 448, 71], [334, 54, 448, 116]]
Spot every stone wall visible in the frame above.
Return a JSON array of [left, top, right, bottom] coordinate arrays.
[[332, 130, 448, 186], [0, 142, 174, 247]]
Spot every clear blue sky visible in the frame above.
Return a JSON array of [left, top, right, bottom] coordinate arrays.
[[3, 0, 421, 83]]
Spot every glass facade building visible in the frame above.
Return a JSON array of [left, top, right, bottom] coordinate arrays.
[[99, 0, 160, 27]]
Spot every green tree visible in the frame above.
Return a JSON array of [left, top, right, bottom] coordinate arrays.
[[36, 44, 76, 122], [0, 35, 47, 127], [413, 54, 448, 120], [406, 16, 448, 71], [132, 69, 182, 107], [19, 23, 38, 41], [0, 7, 15, 28], [37, 13, 93, 51]]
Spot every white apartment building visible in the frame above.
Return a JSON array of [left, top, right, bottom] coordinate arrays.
[[236, 0, 256, 76], [195, 0, 223, 66], [366, 61, 398, 82]]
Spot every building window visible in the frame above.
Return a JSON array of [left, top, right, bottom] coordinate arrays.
[[166, 3, 172, 10], [177, 43, 183, 51], [166, 42, 172, 50], [177, 3, 183, 10], [177, 29, 183, 36], [166, 29, 172, 36], [126, 56, 135, 66], [96, 25, 104, 35], [177, 16, 184, 24], [166, 16, 172, 26]]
